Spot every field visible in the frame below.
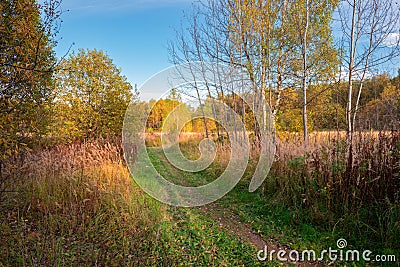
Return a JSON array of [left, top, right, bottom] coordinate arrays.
[[1, 131, 398, 266]]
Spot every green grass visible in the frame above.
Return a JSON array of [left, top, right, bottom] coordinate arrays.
[[214, 169, 399, 266], [153, 139, 399, 267], [155, 207, 264, 266]]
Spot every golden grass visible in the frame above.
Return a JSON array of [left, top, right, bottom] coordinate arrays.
[[0, 141, 164, 266]]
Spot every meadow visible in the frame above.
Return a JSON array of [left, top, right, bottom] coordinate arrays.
[[2, 0, 399, 265], [1, 130, 398, 266]]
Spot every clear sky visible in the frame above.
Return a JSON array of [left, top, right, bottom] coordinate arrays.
[[55, 0, 194, 97]]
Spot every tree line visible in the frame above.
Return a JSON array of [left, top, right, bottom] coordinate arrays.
[[0, 0, 137, 162], [146, 72, 399, 134]]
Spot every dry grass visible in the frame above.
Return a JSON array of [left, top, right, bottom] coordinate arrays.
[[257, 130, 400, 251], [0, 140, 164, 266], [173, 130, 400, 251], [271, 131, 399, 209]]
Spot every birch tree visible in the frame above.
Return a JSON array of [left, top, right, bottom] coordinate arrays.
[[170, 0, 338, 145], [338, 0, 400, 135]]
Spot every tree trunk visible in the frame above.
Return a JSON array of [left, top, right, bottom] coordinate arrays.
[[302, 0, 310, 147], [347, 0, 357, 137]]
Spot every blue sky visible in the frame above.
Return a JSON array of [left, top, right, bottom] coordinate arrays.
[[55, 0, 399, 101], [55, 0, 193, 95]]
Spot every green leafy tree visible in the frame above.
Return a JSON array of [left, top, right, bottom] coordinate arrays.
[[0, 0, 60, 158], [56, 49, 135, 140], [290, 0, 339, 143]]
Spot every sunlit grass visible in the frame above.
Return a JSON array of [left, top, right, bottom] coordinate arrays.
[[0, 140, 265, 266]]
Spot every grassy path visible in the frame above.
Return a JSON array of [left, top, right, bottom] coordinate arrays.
[[148, 148, 268, 249], [148, 148, 322, 266]]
